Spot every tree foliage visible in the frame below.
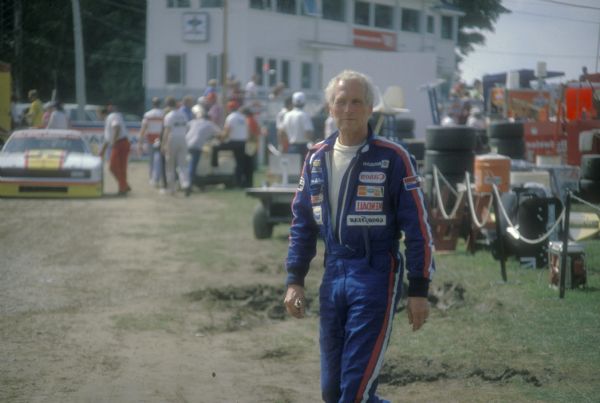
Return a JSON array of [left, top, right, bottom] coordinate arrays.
[[0, 0, 145, 114], [449, 0, 511, 59]]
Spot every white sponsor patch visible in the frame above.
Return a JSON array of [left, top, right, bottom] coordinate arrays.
[[346, 214, 387, 226], [298, 177, 304, 191], [312, 206, 323, 225], [355, 200, 383, 212], [363, 159, 389, 168], [359, 171, 386, 184], [357, 185, 384, 198]]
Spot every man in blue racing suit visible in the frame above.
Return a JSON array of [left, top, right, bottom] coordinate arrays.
[[284, 70, 435, 403]]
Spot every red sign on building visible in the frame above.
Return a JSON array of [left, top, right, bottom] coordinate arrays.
[[353, 29, 396, 51]]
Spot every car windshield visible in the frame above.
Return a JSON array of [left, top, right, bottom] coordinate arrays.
[[3, 137, 88, 154]]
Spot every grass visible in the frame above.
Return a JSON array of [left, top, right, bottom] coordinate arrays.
[[379, 238, 600, 402]]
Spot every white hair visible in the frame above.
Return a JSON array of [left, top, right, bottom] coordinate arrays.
[[324, 70, 376, 107]]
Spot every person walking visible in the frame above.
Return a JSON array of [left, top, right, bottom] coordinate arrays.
[[184, 109, 221, 196], [99, 105, 131, 196], [283, 70, 435, 403], [216, 100, 247, 187], [162, 97, 190, 195], [138, 97, 165, 187], [280, 91, 314, 161], [276, 95, 293, 152], [46, 101, 69, 129], [26, 89, 43, 128]]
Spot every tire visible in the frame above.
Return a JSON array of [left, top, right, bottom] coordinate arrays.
[[489, 137, 526, 159], [578, 179, 600, 204], [424, 150, 475, 175], [487, 121, 524, 139], [425, 126, 477, 151], [580, 154, 600, 180], [253, 204, 273, 239]]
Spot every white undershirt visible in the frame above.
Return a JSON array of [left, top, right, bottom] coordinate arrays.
[[329, 138, 364, 229]]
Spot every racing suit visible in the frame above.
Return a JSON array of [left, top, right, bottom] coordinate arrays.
[[286, 128, 435, 403]]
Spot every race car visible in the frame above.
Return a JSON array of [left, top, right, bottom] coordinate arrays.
[[0, 129, 103, 198]]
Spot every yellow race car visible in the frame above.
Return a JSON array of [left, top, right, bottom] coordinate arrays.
[[0, 129, 103, 198]]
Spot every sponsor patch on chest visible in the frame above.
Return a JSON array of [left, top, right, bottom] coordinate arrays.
[[346, 214, 386, 226], [357, 185, 384, 198], [355, 200, 383, 212], [312, 206, 323, 225], [358, 171, 386, 184]]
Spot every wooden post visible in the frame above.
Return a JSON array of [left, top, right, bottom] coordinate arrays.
[[559, 190, 572, 299]]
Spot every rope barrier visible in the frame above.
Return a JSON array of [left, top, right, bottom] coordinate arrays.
[[464, 171, 493, 229], [432, 166, 463, 220], [570, 193, 600, 214], [491, 183, 565, 245]]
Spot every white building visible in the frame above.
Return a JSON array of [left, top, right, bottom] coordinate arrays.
[[145, 0, 463, 138]]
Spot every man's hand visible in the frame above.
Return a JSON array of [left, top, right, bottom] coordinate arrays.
[[284, 285, 306, 319], [407, 296, 429, 332]]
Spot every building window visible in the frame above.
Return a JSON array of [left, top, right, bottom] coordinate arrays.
[[166, 54, 186, 85], [201, 0, 222, 6], [250, 0, 272, 9], [281, 60, 290, 88], [276, 0, 296, 14], [323, 0, 344, 22], [374, 4, 393, 29], [254, 57, 264, 85], [401, 8, 420, 33], [268, 58, 277, 87], [207, 54, 221, 85], [441, 15, 453, 39], [354, 1, 370, 26], [301, 62, 312, 90], [167, 0, 190, 7], [427, 15, 434, 34]]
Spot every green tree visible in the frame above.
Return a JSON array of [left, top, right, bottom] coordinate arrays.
[[0, 0, 145, 114], [449, 0, 511, 60]]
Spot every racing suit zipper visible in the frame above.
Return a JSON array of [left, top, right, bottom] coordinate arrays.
[[336, 155, 359, 244]]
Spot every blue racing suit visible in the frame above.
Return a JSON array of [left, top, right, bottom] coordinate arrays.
[[286, 128, 435, 403]]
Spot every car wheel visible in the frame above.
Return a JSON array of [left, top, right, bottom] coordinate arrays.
[[253, 204, 274, 239]]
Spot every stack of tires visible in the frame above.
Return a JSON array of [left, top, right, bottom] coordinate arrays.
[[487, 121, 525, 159], [423, 126, 477, 200], [578, 154, 600, 203]]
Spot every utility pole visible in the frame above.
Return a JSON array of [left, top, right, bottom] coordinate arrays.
[[220, 0, 228, 110], [13, 0, 23, 100], [71, 0, 87, 120]]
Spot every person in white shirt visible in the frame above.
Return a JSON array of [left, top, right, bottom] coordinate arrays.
[[99, 105, 131, 195], [162, 97, 190, 195], [138, 97, 165, 187], [213, 100, 248, 187], [184, 109, 221, 196], [276, 96, 293, 151], [281, 91, 314, 161], [46, 101, 70, 129]]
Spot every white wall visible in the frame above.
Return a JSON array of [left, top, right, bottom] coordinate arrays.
[[322, 50, 437, 139]]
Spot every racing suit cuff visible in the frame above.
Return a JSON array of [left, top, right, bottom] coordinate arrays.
[[407, 278, 430, 298], [286, 268, 306, 288]]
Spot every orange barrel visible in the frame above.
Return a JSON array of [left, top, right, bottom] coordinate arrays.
[[474, 153, 511, 193]]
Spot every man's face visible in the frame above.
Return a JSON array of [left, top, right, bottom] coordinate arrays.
[[330, 79, 372, 137]]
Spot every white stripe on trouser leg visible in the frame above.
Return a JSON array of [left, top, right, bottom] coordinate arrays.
[[361, 266, 401, 403]]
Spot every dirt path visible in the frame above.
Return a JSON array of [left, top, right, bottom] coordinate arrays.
[[0, 162, 325, 402]]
